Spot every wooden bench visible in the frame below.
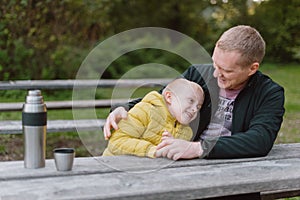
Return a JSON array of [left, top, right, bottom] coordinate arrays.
[[0, 79, 171, 134], [0, 143, 299, 199]]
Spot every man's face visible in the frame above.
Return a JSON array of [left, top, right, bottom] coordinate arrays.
[[212, 47, 257, 90]]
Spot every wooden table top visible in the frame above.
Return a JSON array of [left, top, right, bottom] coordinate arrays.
[[0, 143, 300, 200]]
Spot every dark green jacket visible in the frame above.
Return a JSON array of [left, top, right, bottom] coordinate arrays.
[[128, 64, 285, 159], [181, 64, 285, 159]]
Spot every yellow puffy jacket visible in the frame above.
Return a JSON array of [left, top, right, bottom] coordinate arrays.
[[103, 91, 193, 158]]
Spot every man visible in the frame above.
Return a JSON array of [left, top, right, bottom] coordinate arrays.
[[103, 25, 285, 160]]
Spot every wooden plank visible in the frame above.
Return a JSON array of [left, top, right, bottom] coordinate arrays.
[[261, 188, 300, 200], [0, 156, 300, 199], [0, 144, 300, 199], [0, 144, 299, 180], [202, 193, 261, 200], [0, 119, 105, 134], [0, 79, 171, 90], [0, 99, 130, 111]]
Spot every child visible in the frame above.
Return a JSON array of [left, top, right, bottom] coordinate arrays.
[[102, 78, 204, 158]]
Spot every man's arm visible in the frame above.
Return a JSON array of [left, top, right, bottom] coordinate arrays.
[[206, 84, 285, 158]]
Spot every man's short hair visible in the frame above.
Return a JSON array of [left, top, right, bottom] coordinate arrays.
[[216, 25, 265, 67]]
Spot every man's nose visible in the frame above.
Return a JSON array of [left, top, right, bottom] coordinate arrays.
[[213, 68, 219, 78], [214, 67, 223, 78]]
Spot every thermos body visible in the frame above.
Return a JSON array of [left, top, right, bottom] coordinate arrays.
[[22, 90, 47, 169]]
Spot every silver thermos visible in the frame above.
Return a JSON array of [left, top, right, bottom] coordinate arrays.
[[22, 90, 47, 168]]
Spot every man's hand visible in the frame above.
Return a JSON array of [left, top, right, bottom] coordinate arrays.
[[103, 107, 128, 140], [155, 138, 203, 160]]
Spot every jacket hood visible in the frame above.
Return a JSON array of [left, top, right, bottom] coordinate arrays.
[[141, 91, 166, 107]]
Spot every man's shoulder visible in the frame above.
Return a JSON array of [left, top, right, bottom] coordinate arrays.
[[188, 64, 214, 74], [255, 71, 284, 90], [247, 71, 285, 102], [183, 63, 214, 82]]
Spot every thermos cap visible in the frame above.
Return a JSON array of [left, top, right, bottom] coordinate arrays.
[[29, 90, 41, 96], [26, 90, 44, 104]]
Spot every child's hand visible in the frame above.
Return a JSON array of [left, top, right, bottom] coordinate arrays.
[[162, 130, 173, 140]]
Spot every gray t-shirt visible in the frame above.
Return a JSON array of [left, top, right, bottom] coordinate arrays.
[[201, 88, 241, 139]]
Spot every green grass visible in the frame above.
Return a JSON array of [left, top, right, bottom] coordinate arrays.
[[281, 197, 300, 200]]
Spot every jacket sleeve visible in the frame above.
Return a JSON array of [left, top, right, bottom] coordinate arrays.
[[206, 82, 285, 159], [107, 102, 157, 158], [175, 126, 193, 141]]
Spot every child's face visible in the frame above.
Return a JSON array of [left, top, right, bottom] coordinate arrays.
[[168, 88, 203, 125]]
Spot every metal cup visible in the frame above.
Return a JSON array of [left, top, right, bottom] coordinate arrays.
[[53, 148, 75, 171]]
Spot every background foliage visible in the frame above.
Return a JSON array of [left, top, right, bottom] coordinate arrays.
[[0, 0, 299, 81]]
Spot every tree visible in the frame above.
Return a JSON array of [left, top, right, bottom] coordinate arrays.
[[0, 0, 109, 80], [249, 0, 300, 62]]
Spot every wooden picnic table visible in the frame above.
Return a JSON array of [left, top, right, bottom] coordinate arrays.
[[0, 143, 300, 200]]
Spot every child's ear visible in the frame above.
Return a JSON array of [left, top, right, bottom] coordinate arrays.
[[164, 91, 172, 104]]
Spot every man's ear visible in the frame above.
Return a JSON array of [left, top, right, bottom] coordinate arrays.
[[164, 91, 172, 104], [248, 62, 259, 76]]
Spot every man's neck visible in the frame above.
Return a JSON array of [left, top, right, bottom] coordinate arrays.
[[220, 88, 243, 99]]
